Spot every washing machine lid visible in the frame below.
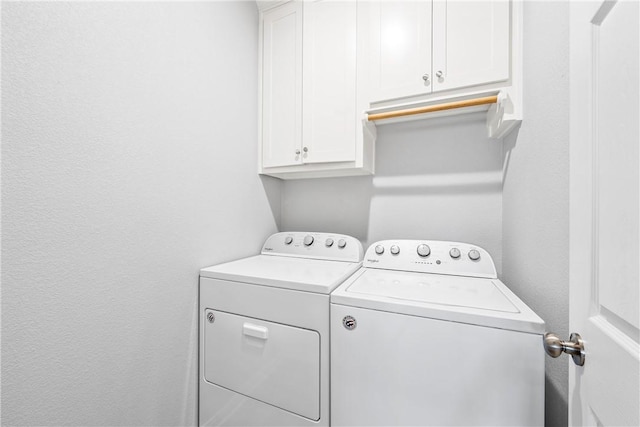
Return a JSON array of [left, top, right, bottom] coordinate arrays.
[[348, 268, 518, 312], [331, 268, 545, 334], [200, 254, 362, 294]]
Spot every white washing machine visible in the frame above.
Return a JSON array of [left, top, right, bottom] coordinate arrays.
[[199, 232, 363, 426], [331, 240, 545, 427]]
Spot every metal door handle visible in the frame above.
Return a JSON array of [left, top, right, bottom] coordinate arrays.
[[543, 332, 585, 366]]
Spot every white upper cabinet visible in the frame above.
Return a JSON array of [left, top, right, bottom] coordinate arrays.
[[431, 0, 510, 93], [258, 0, 520, 179], [368, 0, 511, 104], [369, 1, 433, 102], [261, 1, 302, 169], [259, 0, 375, 180], [302, 0, 357, 164]]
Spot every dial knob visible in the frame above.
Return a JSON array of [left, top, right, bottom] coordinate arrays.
[[375, 245, 384, 255], [468, 249, 481, 261], [416, 244, 431, 257], [337, 239, 347, 248], [325, 238, 334, 247], [303, 235, 314, 246], [449, 248, 461, 259], [390, 245, 400, 255], [284, 236, 293, 245]]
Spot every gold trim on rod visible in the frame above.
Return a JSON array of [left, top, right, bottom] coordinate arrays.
[[367, 95, 499, 122]]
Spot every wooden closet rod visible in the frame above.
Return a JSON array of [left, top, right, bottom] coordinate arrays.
[[367, 95, 498, 122]]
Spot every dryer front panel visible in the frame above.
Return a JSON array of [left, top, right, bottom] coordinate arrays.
[[204, 309, 320, 421]]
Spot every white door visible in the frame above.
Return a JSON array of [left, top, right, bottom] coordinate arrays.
[[302, 0, 357, 164], [569, 1, 639, 426], [431, 0, 510, 93], [261, 1, 303, 169]]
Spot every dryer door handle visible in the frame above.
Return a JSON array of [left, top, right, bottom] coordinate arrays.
[[243, 323, 269, 340]]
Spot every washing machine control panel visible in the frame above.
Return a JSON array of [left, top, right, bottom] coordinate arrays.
[[262, 232, 364, 262], [364, 240, 497, 279]]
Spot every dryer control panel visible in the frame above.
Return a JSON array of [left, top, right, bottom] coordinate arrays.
[[364, 240, 497, 279], [262, 232, 364, 263]]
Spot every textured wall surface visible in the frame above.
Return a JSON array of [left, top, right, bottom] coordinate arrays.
[[1, 2, 280, 425], [502, 2, 570, 426], [282, 114, 504, 274]]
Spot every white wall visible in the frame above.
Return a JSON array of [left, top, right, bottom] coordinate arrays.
[[1, 2, 280, 425], [502, 2, 570, 425], [282, 113, 504, 273]]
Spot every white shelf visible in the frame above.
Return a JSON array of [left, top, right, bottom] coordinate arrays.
[[365, 88, 521, 139]]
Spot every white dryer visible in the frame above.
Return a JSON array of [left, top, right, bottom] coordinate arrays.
[[331, 240, 545, 427], [199, 232, 363, 426]]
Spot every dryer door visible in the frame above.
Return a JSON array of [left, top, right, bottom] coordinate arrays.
[[204, 310, 320, 421]]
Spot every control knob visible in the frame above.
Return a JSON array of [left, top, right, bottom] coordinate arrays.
[[375, 245, 384, 255], [390, 245, 400, 255], [337, 239, 347, 248], [284, 236, 293, 245], [449, 248, 461, 259], [468, 249, 481, 261], [325, 238, 334, 247], [416, 244, 431, 257], [303, 235, 314, 246]]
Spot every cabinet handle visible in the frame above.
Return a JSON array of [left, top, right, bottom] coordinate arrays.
[[295, 149, 301, 155], [422, 74, 430, 82], [436, 70, 444, 79], [303, 147, 308, 153]]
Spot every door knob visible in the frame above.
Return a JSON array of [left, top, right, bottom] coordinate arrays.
[[543, 332, 585, 366], [422, 73, 430, 82], [436, 70, 444, 78], [295, 149, 301, 155]]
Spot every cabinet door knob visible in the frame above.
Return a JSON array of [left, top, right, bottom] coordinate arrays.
[[422, 74, 430, 82], [303, 147, 308, 153], [436, 70, 444, 78], [295, 149, 301, 155]]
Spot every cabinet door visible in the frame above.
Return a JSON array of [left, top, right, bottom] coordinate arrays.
[[262, 1, 303, 168], [302, 0, 357, 164], [432, 0, 510, 92], [369, 1, 432, 103]]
